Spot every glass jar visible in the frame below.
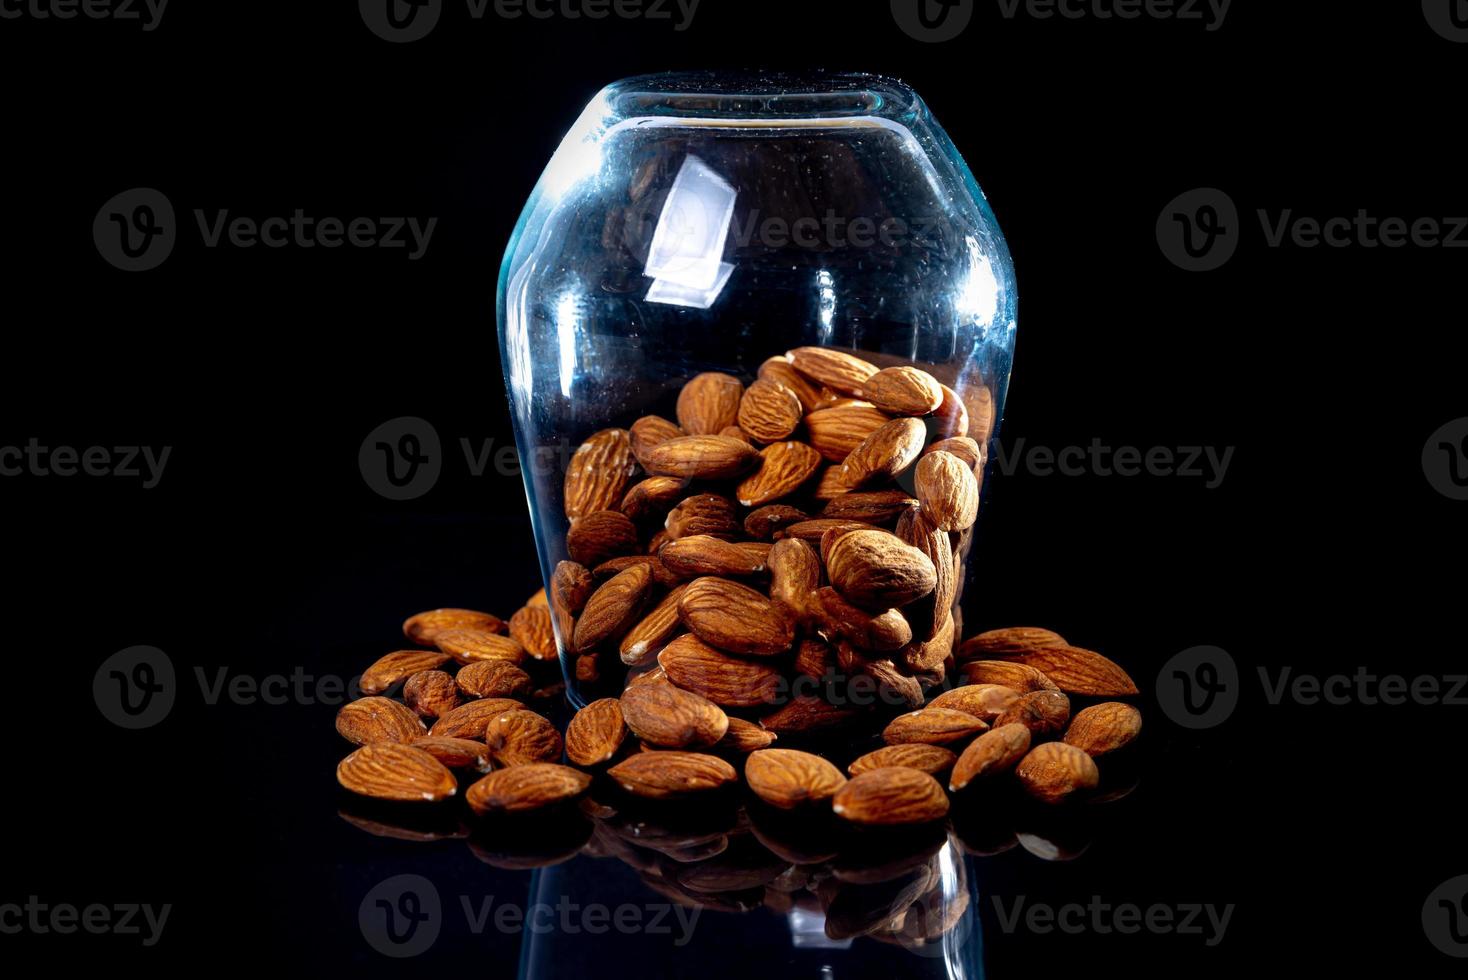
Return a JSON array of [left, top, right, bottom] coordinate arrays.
[[498, 72, 1017, 706]]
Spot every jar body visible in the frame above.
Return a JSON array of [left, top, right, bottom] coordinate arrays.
[[498, 73, 1017, 705]]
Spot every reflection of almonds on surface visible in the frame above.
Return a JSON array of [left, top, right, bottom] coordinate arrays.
[[403, 608, 504, 646], [1015, 742, 1100, 804], [360, 650, 452, 695], [606, 751, 737, 799], [411, 736, 492, 772], [564, 428, 637, 521], [1063, 702, 1143, 756], [619, 679, 729, 748], [336, 696, 427, 746], [678, 577, 793, 657], [949, 723, 1031, 791], [337, 743, 456, 802], [403, 670, 461, 718], [737, 441, 822, 508], [847, 743, 958, 778], [564, 698, 628, 766], [466, 764, 591, 815], [745, 748, 847, 809], [427, 698, 523, 740], [455, 660, 533, 700], [882, 707, 989, 745], [677, 372, 744, 435], [831, 767, 949, 826], [434, 628, 528, 666], [485, 709, 564, 767]]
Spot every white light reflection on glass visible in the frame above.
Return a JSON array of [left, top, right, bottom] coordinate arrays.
[[816, 269, 836, 342], [554, 291, 580, 399], [955, 236, 1000, 327]]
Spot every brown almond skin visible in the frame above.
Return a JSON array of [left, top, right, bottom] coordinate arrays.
[[1015, 742, 1100, 804], [508, 605, 557, 662], [1063, 702, 1143, 756], [882, 707, 989, 746], [573, 563, 653, 654], [658, 634, 785, 708], [564, 698, 628, 766], [484, 709, 564, 767], [402, 670, 461, 718], [360, 650, 453, 695], [804, 404, 891, 462], [759, 355, 839, 412], [813, 587, 912, 654], [644, 435, 760, 480], [1002, 645, 1140, 697], [336, 696, 428, 746], [744, 504, 809, 541], [551, 561, 596, 615], [949, 723, 1031, 791], [932, 383, 969, 438], [716, 717, 778, 753], [660, 534, 767, 579], [618, 583, 689, 666], [737, 441, 823, 508], [566, 509, 640, 568], [793, 637, 834, 680], [629, 416, 684, 469], [859, 365, 944, 416], [831, 767, 949, 826], [925, 436, 982, 470], [664, 493, 739, 541], [821, 489, 920, 525], [767, 538, 822, 623], [621, 476, 688, 524], [840, 417, 927, 488], [738, 378, 803, 443], [428, 698, 524, 740], [403, 608, 504, 646], [960, 659, 1060, 692], [914, 451, 980, 532], [894, 508, 956, 642], [466, 763, 592, 815], [434, 628, 528, 666], [847, 744, 957, 777], [995, 690, 1072, 737], [786, 347, 879, 396], [928, 684, 1020, 721], [678, 577, 793, 657], [778, 518, 878, 543], [959, 627, 1068, 660], [826, 529, 937, 610], [677, 372, 744, 435], [455, 660, 533, 700], [564, 428, 637, 522], [337, 743, 457, 803], [606, 751, 738, 799], [759, 695, 860, 735], [745, 749, 847, 809], [411, 736, 493, 772], [619, 679, 729, 748]]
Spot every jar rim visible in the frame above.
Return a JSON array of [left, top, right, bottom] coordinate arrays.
[[600, 71, 923, 121]]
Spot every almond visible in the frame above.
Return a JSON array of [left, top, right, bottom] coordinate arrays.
[[484, 709, 563, 767], [455, 660, 533, 700], [1002, 645, 1140, 697], [759, 356, 838, 412], [621, 476, 688, 524], [932, 383, 969, 438], [335, 696, 427, 746], [606, 751, 738, 799], [821, 489, 920, 525], [965, 384, 997, 445], [677, 372, 744, 435], [508, 605, 557, 661], [745, 749, 847, 809], [402, 670, 461, 718], [1063, 702, 1143, 756], [411, 736, 493, 772], [958, 627, 1068, 660], [657, 634, 784, 708], [435, 628, 528, 666], [959, 659, 1059, 692], [776, 518, 877, 543], [736, 441, 822, 507], [882, 707, 988, 746], [840, 417, 927, 488], [619, 678, 729, 748], [759, 694, 860, 734], [466, 763, 592, 815], [719, 424, 753, 444], [402, 608, 504, 646], [660, 534, 767, 578], [768, 538, 822, 622], [847, 744, 957, 777], [573, 563, 653, 653], [743, 504, 809, 541], [804, 404, 890, 462], [786, 347, 878, 396], [901, 612, 955, 674], [859, 365, 944, 416], [893, 509, 955, 642], [812, 587, 911, 653], [793, 637, 834, 680], [360, 650, 452, 695], [551, 560, 595, 615], [565, 509, 640, 567], [618, 583, 689, 666], [928, 684, 1020, 721], [862, 656, 926, 710], [949, 723, 1031, 791], [924, 436, 982, 470], [336, 743, 457, 802], [564, 428, 637, 521], [826, 529, 937, 610], [428, 698, 524, 740], [994, 690, 1071, 737], [831, 768, 949, 826], [665, 493, 740, 540], [716, 717, 778, 753], [914, 451, 979, 532], [678, 577, 793, 656], [629, 415, 684, 469], [644, 435, 761, 480], [737, 378, 804, 443], [564, 697, 629, 766], [1015, 742, 1100, 804]]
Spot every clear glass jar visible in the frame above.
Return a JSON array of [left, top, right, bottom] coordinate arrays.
[[498, 72, 1017, 706]]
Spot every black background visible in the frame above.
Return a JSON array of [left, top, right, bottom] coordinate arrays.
[[2, 1, 1464, 976]]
